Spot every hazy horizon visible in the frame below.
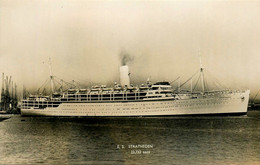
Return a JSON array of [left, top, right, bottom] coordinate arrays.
[[1, 0, 260, 98]]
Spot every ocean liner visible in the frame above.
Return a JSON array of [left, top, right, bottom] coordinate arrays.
[[21, 63, 250, 116]]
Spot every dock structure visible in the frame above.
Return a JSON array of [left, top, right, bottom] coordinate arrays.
[[0, 73, 19, 114]]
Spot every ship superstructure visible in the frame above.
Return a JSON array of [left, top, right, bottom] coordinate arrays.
[[21, 62, 250, 117]]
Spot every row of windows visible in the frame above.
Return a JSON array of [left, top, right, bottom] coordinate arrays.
[[26, 101, 233, 110], [42, 101, 232, 112], [66, 100, 226, 107], [37, 109, 176, 114]]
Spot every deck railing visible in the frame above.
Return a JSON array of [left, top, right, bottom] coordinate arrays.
[[21, 92, 168, 109]]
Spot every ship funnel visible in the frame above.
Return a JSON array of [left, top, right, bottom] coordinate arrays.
[[120, 65, 130, 87]]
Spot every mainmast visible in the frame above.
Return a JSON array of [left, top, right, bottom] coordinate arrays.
[[199, 49, 205, 93], [48, 58, 54, 93]]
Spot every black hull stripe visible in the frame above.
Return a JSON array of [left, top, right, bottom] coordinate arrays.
[[21, 112, 247, 117]]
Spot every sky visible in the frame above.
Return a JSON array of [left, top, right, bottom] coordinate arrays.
[[0, 0, 260, 98]]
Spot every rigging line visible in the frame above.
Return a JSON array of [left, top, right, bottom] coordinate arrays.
[[37, 80, 49, 94], [170, 76, 180, 84], [202, 69, 216, 89], [179, 70, 200, 88], [38, 80, 51, 94], [204, 78, 209, 92], [192, 74, 201, 92], [202, 71, 208, 91], [53, 78, 62, 86], [205, 69, 228, 90], [55, 69, 93, 85], [53, 76, 71, 85], [213, 78, 224, 90], [204, 70, 220, 90], [37, 78, 50, 92], [173, 70, 200, 92], [54, 76, 76, 87], [51, 80, 56, 92], [204, 69, 229, 89], [211, 80, 220, 90], [54, 76, 82, 88]]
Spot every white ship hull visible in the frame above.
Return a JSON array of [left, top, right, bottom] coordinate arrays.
[[21, 90, 250, 117]]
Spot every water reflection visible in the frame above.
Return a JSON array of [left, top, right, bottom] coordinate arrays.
[[0, 111, 259, 164]]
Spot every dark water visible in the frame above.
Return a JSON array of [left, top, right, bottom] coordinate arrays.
[[0, 111, 260, 165]]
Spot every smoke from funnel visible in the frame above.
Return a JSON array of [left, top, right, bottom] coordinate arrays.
[[120, 65, 130, 87], [120, 50, 134, 66]]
